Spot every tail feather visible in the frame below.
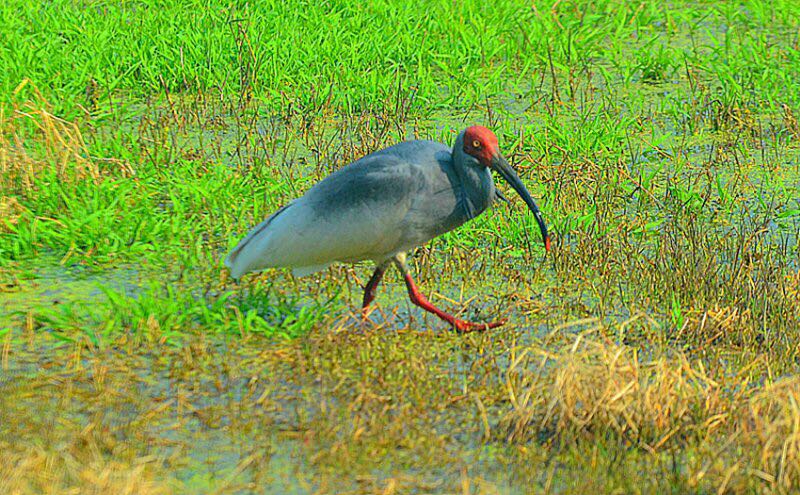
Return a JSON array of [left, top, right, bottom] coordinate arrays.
[[224, 204, 291, 279]]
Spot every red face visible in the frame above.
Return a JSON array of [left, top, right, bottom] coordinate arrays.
[[462, 125, 499, 166]]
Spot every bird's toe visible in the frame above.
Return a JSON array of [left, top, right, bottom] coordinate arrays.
[[453, 318, 506, 333]]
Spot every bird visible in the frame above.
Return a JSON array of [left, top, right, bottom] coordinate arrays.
[[225, 125, 550, 332]]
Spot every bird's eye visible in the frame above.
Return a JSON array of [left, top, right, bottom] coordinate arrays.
[[472, 139, 481, 149]]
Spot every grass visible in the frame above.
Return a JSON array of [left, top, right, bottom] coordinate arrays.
[[2, 0, 800, 492]]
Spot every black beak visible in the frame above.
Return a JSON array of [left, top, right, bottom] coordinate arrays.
[[491, 154, 551, 252]]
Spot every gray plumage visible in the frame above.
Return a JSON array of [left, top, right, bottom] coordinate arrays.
[[225, 127, 550, 282], [225, 132, 497, 279]]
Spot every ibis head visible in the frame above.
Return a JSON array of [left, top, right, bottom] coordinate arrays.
[[459, 126, 550, 252]]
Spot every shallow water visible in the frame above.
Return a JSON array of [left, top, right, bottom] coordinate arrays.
[[2, 322, 556, 493]]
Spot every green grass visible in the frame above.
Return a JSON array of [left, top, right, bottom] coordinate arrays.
[[2, 0, 800, 493], [3, 0, 799, 116]]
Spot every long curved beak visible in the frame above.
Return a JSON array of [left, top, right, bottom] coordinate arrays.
[[491, 153, 551, 252]]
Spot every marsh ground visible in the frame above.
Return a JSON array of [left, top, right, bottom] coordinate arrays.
[[2, 0, 800, 493]]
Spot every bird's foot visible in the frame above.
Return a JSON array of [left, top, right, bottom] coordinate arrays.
[[450, 317, 507, 333], [396, 268, 507, 333]]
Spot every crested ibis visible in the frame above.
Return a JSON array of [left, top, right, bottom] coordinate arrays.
[[225, 125, 550, 332]]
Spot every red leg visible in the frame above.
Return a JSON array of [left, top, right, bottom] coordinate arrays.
[[362, 265, 386, 309], [400, 271, 506, 333], [362, 264, 387, 317]]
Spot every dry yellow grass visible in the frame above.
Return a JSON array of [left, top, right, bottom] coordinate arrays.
[[502, 333, 729, 447], [498, 322, 800, 492], [747, 377, 800, 489], [0, 444, 171, 495], [0, 81, 100, 197], [3, 317, 800, 493]]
